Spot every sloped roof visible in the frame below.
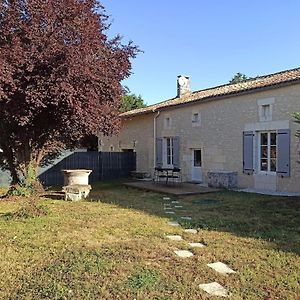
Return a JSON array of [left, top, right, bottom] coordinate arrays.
[[121, 67, 300, 117]]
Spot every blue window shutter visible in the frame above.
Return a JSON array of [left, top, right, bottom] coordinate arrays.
[[277, 129, 290, 177], [172, 137, 180, 168], [156, 138, 163, 167], [243, 131, 254, 174]]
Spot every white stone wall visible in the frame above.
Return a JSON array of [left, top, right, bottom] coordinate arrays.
[[100, 84, 300, 192]]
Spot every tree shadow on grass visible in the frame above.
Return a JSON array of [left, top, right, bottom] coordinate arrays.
[[89, 181, 300, 255]]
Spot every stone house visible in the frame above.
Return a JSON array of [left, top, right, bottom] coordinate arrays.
[[99, 67, 300, 193]]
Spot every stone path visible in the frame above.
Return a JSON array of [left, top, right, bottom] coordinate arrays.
[[162, 195, 237, 297]]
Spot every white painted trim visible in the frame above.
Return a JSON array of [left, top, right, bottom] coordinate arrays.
[[244, 120, 289, 132], [257, 97, 275, 106]]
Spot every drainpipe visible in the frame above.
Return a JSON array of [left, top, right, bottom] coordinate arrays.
[[153, 110, 160, 169]]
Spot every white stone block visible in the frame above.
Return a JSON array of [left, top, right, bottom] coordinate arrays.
[[168, 221, 180, 226], [184, 229, 197, 234], [165, 211, 175, 214], [166, 235, 183, 241], [199, 282, 228, 297], [189, 242, 205, 248], [207, 262, 236, 274], [181, 216, 192, 220], [174, 250, 194, 258]]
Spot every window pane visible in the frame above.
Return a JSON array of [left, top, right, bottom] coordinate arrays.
[[261, 146, 267, 158], [260, 133, 268, 145], [194, 150, 202, 167], [260, 159, 268, 171], [270, 133, 277, 145], [270, 159, 276, 172], [270, 146, 277, 158]]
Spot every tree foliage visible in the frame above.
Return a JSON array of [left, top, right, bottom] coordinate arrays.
[[0, 0, 138, 185], [229, 72, 250, 84], [120, 88, 146, 113], [295, 112, 300, 139]]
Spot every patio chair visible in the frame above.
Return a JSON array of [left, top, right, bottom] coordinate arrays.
[[169, 167, 181, 183], [153, 166, 167, 183]]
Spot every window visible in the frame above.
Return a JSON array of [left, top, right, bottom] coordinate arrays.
[[261, 104, 270, 120], [259, 132, 277, 172], [193, 149, 202, 167], [191, 111, 201, 127], [166, 137, 174, 165], [257, 98, 274, 122], [164, 117, 171, 129]]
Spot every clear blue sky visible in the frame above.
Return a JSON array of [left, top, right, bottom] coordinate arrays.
[[101, 0, 300, 105]]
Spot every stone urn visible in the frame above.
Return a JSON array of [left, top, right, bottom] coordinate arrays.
[[61, 169, 92, 201]]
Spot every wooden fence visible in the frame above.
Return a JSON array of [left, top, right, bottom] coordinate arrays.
[[39, 151, 136, 186]]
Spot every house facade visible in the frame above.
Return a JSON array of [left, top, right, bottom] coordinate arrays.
[[99, 67, 300, 193]]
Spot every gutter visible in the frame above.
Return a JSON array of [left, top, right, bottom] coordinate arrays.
[[153, 110, 160, 169]]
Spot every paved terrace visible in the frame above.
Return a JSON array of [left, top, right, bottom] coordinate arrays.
[[123, 181, 220, 195]]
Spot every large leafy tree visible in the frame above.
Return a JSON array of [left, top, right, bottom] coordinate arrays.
[[0, 0, 138, 186]]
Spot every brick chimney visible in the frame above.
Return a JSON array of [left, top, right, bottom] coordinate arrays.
[[177, 75, 191, 98]]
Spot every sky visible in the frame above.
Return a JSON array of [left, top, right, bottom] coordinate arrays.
[[101, 0, 300, 105]]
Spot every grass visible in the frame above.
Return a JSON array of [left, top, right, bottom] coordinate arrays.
[[0, 181, 299, 299]]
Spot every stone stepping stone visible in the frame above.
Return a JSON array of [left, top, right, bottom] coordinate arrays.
[[189, 242, 205, 248], [168, 221, 180, 226], [181, 216, 192, 220], [207, 262, 236, 274], [163, 197, 171, 200], [184, 229, 197, 234], [166, 235, 183, 241], [199, 282, 228, 297], [174, 250, 194, 258], [171, 200, 180, 204], [174, 205, 183, 208], [165, 211, 175, 214], [164, 207, 173, 210]]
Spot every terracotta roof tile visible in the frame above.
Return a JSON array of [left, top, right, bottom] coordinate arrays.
[[121, 67, 300, 117]]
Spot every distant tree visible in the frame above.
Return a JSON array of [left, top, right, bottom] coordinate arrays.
[[0, 0, 138, 190], [229, 72, 250, 83], [120, 88, 146, 113]]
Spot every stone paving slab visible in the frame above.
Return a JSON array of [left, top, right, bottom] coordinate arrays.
[[164, 207, 173, 210], [168, 221, 180, 226], [163, 197, 171, 200], [207, 262, 236, 274], [189, 242, 206, 248], [181, 216, 192, 220], [199, 282, 228, 297], [166, 235, 183, 241], [174, 205, 184, 208], [184, 229, 197, 234], [174, 250, 194, 258], [171, 200, 180, 204], [165, 211, 175, 214]]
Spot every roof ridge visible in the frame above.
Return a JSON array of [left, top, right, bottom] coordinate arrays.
[[191, 66, 300, 95], [121, 66, 300, 117]]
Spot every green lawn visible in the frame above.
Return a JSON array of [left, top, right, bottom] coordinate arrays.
[[0, 182, 299, 299]]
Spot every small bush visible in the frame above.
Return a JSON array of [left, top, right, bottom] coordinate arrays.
[[5, 199, 48, 220], [127, 268, 161, 291], [6, 184, 33, 197]]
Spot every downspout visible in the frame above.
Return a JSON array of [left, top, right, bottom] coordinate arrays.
[[153, 110, 160, 169]]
